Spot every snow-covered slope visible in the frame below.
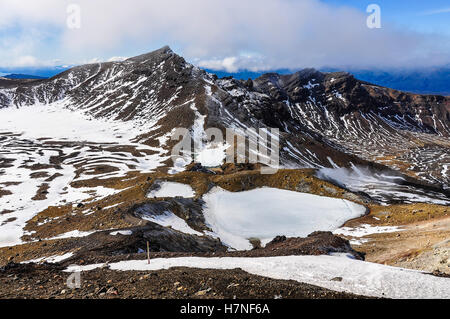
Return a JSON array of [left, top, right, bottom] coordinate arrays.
[[0, 102, 166, 247], [212, 70, 450, 188], [0, 46, 449, 193], [66, 255, 450, 299]]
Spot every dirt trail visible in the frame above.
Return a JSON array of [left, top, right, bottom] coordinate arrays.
[[0, 263, 369, 299]]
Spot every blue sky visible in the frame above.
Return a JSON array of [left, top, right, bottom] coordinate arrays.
[[324, 0, 450, 34], [0, 0, 449, 73]]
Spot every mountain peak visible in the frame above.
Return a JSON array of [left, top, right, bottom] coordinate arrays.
[[126, 45, 174, 63]]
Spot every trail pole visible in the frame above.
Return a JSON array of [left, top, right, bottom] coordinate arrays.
[[147, 241, 150, 264]]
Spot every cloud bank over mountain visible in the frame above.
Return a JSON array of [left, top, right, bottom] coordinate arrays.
[[1, 0, 449, 70]]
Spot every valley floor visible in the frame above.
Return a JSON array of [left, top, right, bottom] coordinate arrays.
[[0, 167, 449, 299]]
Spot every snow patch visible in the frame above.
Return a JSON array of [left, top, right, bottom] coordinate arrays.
[[142, 211, 202, 236], [46, 230, 98, 240], [333, 224, 404, 237], [148, 182, 195, 198], [65, 255, 450, 299], [195, 144, 228, 167], [110, 230, 133, 236], [23, 252, 74, 264]]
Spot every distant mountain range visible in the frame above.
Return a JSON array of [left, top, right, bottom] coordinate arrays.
[[325, 67, 450, 96], [0, 66, 69, 79], [1, 63, 448, 95], [205, 67, 450, 96], [2, 74, 48, 80]]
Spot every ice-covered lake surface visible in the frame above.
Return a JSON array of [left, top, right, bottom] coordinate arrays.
[[65, 254, 450, 299], [202, 187, 367, 250], [317, 165, 450, 205]]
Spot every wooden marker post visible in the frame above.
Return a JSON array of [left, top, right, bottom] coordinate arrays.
[[147, 241, 150, 264]]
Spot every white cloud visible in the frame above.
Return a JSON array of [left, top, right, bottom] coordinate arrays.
[[0, 0, 449, 70], [0, 54, 61, 68], [85, 58, 100, 64], [198, 57, 239, 72], [78, 56, 128, 65], [107, 56, 128, 62], [197, 53, 270, 72], [12, 55, 38, 67]]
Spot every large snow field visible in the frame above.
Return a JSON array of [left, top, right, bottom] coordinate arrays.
[[202, 187, 367, 250], [0, 154, 118, 247], [0, 102, 169, 179], [65, 254, 450, 299], [0, 102, 148, 143], [0, 102, 169, 247]]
